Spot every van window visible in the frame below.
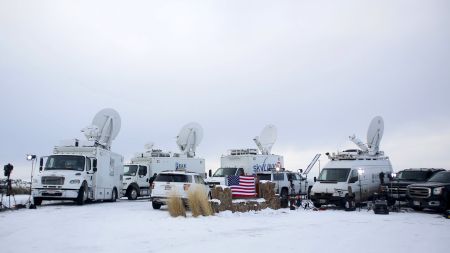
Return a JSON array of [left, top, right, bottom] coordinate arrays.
[[348, 170, 358, 183], [319, 168, 351, 182], [155, 174, 192, 183]]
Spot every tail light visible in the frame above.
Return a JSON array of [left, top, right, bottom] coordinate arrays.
[[183, 184, 190, 191]]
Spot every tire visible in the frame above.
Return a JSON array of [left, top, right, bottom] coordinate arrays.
[[280, 188, 289, 208], [33, 197, 42, 206], [107, 188, 117, 202], [127, 187, 138, 200], [152, 202, 161, 209], [76, 183, 88, 205]]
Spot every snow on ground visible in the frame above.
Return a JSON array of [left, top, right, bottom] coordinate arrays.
[[0, 198, 449, 253], [1, 194, 30, 208]]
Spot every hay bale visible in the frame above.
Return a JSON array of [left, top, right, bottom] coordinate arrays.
[[187, 186, 214, 217], [167, 191, 186, 217]]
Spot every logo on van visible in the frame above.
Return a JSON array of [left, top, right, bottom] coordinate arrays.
[[176, 162, 187, 170], [253, 163, 277, 173]]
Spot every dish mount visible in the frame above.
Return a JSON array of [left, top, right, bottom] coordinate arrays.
[[253, 125, 277, 155], [82, 108, 121, 150], [349, 116, 384, 156], [176, 122, 203, 158]]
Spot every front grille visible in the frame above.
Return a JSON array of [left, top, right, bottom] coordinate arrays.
[[408, 187, 430, 198], [386, 186, 407, 194], [42, 176, 65, 185], [314, 193, 333, 198]]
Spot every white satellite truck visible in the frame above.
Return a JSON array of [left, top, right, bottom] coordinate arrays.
[[310, 116, 393, 208], [31, 108, 124, 205], [122, 122, 205, 200], [206, 125, 284, 188]]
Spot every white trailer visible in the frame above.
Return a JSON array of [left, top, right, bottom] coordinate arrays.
[[31, 109, 124, 205], [122, 123, 205, 200]]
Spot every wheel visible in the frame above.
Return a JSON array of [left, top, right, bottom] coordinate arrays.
[[127, 187, 138, 200], [280, 188, 289, 208], [107, 188, 117, 202], [76, 183, 88, 205], [152, 202, 161, 209], [33, 197, 42, 206]]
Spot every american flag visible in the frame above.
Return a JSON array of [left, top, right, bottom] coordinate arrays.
[[227, 175, 256, 198]]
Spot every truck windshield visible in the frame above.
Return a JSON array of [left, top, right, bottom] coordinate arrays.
[[45, 155, 85, 171], [318, 168, 351, 182], [155, 174, 192, 183], [256, 174, 272, 181], [397, 171, 432, 181], [124, 165, 138, 176], [427, 172, 450, 183], [213, 168, 237, 177]]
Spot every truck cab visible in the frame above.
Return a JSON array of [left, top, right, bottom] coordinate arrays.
[[122, 164, 150, 200]]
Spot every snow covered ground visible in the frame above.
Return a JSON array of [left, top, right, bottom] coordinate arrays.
[[0, 198, 449, 253]]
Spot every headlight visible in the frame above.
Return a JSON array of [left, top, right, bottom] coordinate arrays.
[[70, 179, 81, 184], [433, 187, 444, 195]]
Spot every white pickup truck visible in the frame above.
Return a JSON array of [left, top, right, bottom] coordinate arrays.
[[256, 170, 313, 208]]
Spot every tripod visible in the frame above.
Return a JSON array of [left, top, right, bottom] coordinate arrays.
[[0, 175, 17, 210]]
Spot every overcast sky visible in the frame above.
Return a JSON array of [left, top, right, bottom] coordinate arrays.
[[1, 0, 449, 180]]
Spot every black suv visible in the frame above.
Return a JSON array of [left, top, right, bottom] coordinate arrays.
[[407, 170, 450, 212], [382, 168, 444, 205]]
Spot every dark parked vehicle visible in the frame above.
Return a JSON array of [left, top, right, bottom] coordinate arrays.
[[407, 170, 450, 212], [382, 168, 444, 205]]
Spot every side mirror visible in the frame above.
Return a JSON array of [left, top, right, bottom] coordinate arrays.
[[208, 169, 212, 177], [39, 157, 43, 171], [299, 169, 303, 173], [93, 159, 97, 173], [314, 176, 317, 182]]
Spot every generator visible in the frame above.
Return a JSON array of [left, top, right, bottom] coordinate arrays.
[[373, 199, 389, 215]]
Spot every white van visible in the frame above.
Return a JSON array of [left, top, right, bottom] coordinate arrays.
[[310, 153, 392, 208], [310, 116, 393, 208]]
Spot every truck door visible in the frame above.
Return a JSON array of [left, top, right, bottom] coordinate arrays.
[[137, 166, 149, 196], [85, 157, 94, 197]]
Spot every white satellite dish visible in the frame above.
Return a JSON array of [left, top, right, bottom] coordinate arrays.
[[367, 116, 384, 154], [176, 122, 203, 157], [82, 108, 121, 149], [253, 124, 277, 155]]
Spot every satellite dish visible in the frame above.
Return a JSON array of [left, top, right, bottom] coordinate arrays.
[[253, 125, 277, 155], [367, 116, 384, 154], [176, 122, 203, 157], [82, 108, 121, 149]]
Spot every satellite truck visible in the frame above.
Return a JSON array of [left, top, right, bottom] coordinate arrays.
[[31, 108, 124, 205], [122, 122, 205, 200], [205, 125, 284, 188], [310, 116, 393, 209]]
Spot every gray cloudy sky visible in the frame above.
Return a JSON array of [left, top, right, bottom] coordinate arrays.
[[1, 0, 449, 180]]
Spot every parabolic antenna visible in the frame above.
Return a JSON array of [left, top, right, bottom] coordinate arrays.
[[253, 124, 277, 155], [366, 116, 384, 154], [176, 122, 203, 157], [82, 108, 121, 149]]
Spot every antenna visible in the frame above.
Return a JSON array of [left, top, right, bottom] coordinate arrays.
[[304, 154, 321, 175], [81, 108, 121, 149], [253, 125, 277, 155], [176, 122, 203, 157], [367, 116, 384, 155]]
